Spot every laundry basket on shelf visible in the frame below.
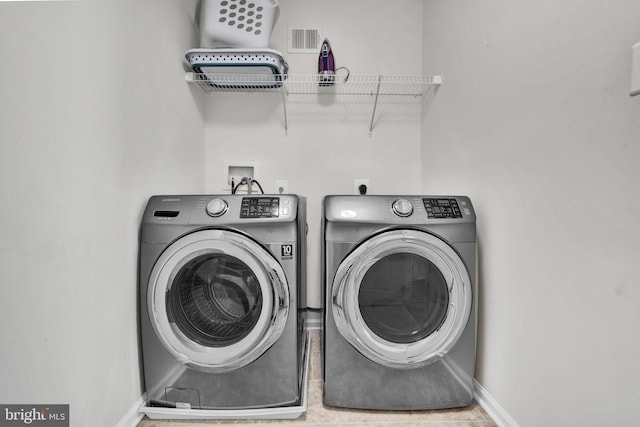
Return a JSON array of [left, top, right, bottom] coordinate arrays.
[[200, 0, 280, 48]]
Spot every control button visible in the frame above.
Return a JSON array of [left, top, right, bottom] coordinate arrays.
[[392, 199, 413, 217], [206, 199, 228, 217]]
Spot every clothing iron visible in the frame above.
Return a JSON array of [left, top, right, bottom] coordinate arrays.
[[318, 38, 335, 86]]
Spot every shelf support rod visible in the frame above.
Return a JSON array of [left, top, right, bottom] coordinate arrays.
[[369, 75, 383, 135], [281, 83, 289, 136]]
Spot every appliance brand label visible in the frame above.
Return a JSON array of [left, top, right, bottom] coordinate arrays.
[[0, 405, 68, 426], [281, 244, 293, 259]]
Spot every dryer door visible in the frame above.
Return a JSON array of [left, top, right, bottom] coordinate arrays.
[[148, 229, 289, 373], [332, 229, 472, 369]]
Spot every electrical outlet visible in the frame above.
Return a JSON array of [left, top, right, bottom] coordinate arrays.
[[276, 180, 289, 194], [354, 179, 370, 195]]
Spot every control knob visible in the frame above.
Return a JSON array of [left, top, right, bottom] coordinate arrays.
[[206, 199, 228, 217], [392, 198, 413, 217]]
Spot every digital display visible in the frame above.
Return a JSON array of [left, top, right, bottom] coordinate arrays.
[[240, 197, 280, 218]]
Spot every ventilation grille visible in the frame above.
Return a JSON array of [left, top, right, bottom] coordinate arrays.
[[288, 26, 321, 53]]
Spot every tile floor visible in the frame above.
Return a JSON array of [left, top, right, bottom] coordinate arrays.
[[137, 332, 496, 427]]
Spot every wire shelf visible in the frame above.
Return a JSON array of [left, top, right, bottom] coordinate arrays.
[[185, 73, 441, 96], [184, 73, 442, 134]]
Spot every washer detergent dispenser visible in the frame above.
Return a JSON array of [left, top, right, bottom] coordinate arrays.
[[187, 0, 288, 89]]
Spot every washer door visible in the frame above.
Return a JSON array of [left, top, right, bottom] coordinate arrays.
[[148, 229, 289, 373], [332, 229, 472, 369]]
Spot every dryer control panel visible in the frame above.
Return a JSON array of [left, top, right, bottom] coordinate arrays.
[[323, 195, 475, 224]]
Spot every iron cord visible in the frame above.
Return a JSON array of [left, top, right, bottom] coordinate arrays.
[[335, 66, 351, 82]]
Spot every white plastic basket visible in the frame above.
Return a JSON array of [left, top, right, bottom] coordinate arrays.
[[185, 48, 289, 89], [200, 0, 280, 48]]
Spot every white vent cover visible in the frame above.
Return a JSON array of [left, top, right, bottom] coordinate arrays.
[[288, 26, 321, 53]]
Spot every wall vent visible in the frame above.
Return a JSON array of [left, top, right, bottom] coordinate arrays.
[[288, 26, 321, 53]]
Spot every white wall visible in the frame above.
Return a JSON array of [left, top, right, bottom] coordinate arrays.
[[422, 1, 640, 425], [0, 1, 204, 426], [204, 0, 424, 308]]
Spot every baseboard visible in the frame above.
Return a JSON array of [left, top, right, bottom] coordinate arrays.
[[473, 380, 519, 427], [114, 394, 145, 427]]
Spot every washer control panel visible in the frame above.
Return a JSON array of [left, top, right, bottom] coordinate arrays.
[[143, 195, 299, 226], [240, 197, 280, 218], [423, 198, 463, 219]]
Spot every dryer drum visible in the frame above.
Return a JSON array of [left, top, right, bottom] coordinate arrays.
[[358, 253, 450, 344], [167, 254, 263, 347]]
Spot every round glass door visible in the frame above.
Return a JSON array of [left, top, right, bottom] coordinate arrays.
[[148, 229, 289, 373], [332, 229, 472, 369]]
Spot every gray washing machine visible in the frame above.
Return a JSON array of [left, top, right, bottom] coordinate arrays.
[[139, 195, 307, 414], [322, 195, 476, 410]]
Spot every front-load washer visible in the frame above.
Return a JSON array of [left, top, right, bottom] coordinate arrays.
[[322, 195, 476, 410], [139, 194, 307, 417]]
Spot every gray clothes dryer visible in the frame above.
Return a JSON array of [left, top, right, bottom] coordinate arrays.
[[139, 194, 307, 412], [322, 195, 477, 410]]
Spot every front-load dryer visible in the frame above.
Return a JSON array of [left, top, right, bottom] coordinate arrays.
[[322, 195, 476, 410], [139, 194, 307, 416]]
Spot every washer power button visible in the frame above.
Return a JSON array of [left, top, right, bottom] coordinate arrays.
[[392, 199, 413, 217], [206, 199, 228, 217]]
